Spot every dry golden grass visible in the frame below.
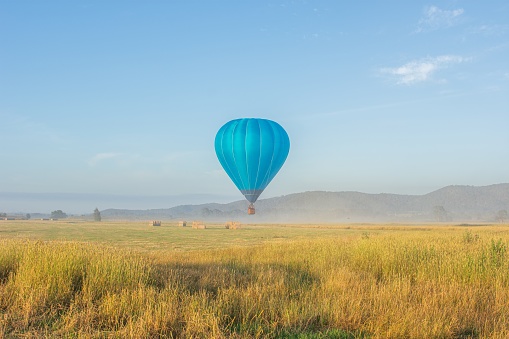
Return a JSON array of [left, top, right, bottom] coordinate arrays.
[[1, 223, 508, 337]]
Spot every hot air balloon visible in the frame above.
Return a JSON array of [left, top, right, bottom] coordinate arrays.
[[215, 118, 290, 215]]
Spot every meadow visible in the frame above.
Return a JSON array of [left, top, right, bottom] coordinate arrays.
[[1, 220, 509, 338]]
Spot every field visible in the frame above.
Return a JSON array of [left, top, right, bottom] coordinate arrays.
[[1, 220, 509, 338]]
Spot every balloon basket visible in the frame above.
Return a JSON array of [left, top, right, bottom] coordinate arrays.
[[248, 204, 255, 215]]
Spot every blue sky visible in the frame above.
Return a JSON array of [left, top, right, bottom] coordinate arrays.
[[1, 1, 508, 212]]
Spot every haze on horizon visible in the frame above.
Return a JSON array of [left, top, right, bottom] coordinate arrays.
[[1, 1, 508, 214]]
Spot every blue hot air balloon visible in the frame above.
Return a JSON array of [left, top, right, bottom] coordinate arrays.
[[215, 118, 290, 214]]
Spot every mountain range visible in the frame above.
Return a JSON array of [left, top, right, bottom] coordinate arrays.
[[100, 184, 509, 223]]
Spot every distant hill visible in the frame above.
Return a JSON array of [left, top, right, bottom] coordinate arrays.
[[100, 184, 509, 223], [0, 192, 237, 215]]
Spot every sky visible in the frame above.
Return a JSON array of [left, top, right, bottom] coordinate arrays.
[[1, 1, 508, 213]]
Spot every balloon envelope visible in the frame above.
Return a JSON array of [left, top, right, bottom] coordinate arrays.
[[215, 118, 290, 204]]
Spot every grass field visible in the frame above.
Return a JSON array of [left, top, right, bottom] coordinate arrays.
[[0, 220, 369, 252], [1, 220, 509, 338]]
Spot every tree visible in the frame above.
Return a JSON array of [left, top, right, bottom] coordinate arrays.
[[51, 210, 67, 219], [93, 208, 101, 222], [496, 210, 508, 223], [26, 213, 31, 220]]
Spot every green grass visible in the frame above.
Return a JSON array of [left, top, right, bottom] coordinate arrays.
[[1, 220, 509, 338], [0, 220, 372, 252]]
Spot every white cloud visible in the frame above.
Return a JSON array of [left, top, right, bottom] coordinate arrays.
[[0, 112, 64, 144], [471, 24, 509, 36], [416, 6, 464, 32], [88, 153, 124, 166], [380, 55, 468, 85]]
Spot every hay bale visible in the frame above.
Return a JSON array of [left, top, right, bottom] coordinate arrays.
[[178, 220, 187, 227], [225, 221, 241, 230], [151, 221, 161, 226], [192, 221, 206, 229]]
